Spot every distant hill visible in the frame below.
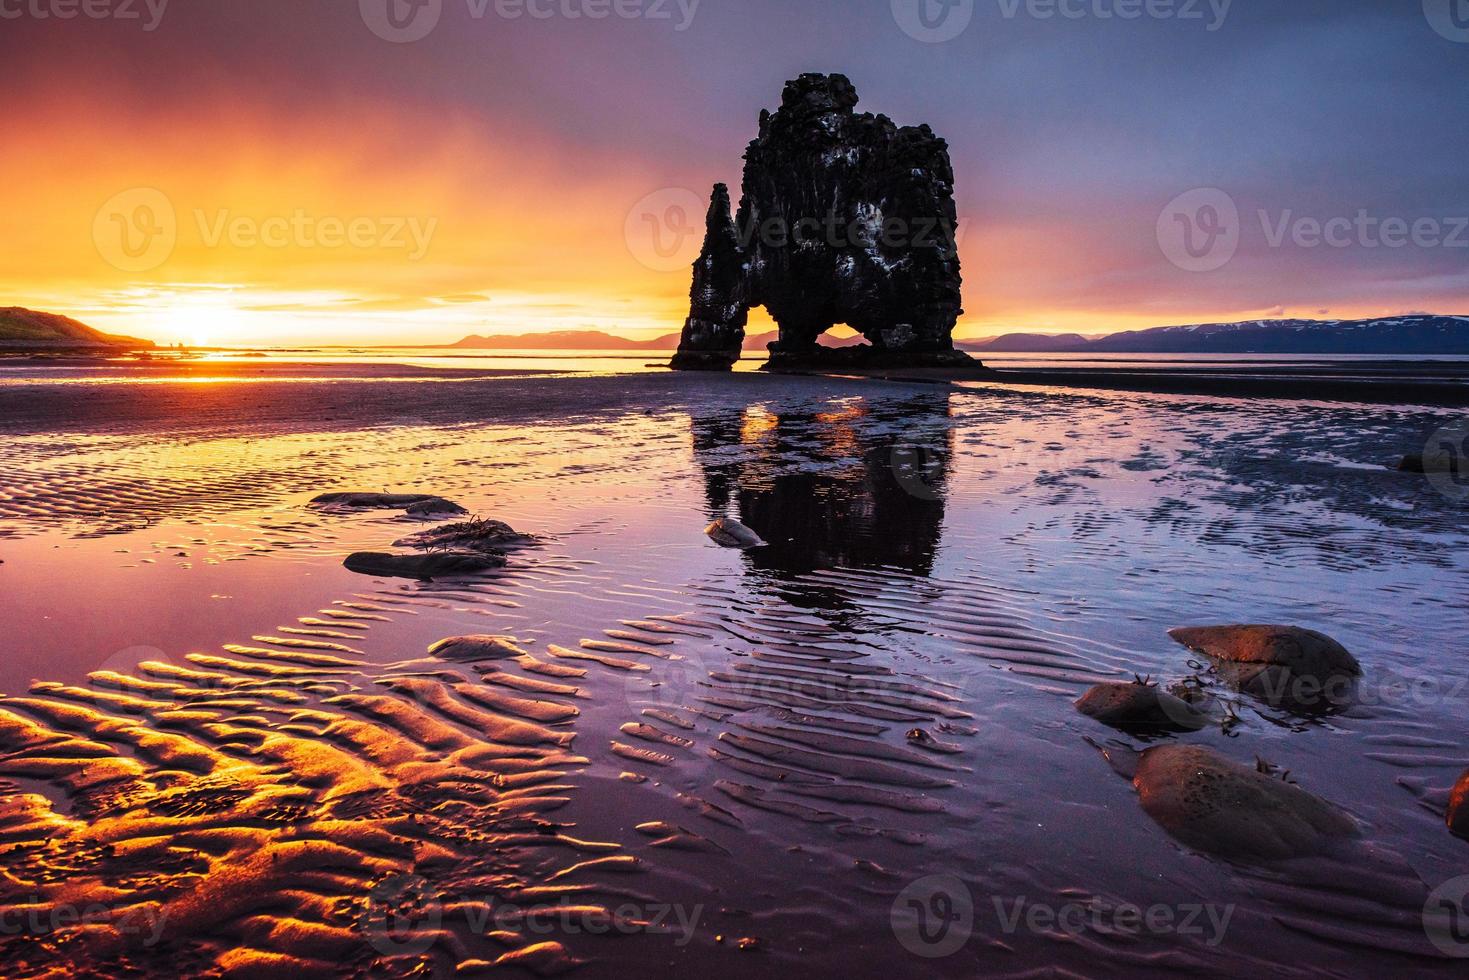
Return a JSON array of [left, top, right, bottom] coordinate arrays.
[[450, 330, 679, 350], [960, 316, 1469, 354], [0, 307, 153, 348], [449, 329, 865, 352], [962, 332, 1090, 353], [454, 316, 1469, 356]]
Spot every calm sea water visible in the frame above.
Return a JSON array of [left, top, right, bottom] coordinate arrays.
[[5, 347, 1469, 384]]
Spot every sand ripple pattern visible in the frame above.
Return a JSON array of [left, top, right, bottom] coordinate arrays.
[[0, 581, 640, 978]]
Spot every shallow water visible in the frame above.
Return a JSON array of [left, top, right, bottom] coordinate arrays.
[[0, 369, 1465, 977]]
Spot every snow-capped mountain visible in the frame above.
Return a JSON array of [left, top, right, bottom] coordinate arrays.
[[962, 315, 1469, 354]]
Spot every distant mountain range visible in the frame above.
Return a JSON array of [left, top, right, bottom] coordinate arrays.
[[452, 316, 1469, 355], [0, 307, 152, 348], [449, 329, 864, 352], [960, 315, 1469, 354]]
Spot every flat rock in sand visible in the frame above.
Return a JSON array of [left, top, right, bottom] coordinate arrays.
[[1075, 681, 1208, 732], [311, 492, 468, 516], [428, 635, 530, 661], [343, 550, 503, 580], [1133, 744, 1357, 862]]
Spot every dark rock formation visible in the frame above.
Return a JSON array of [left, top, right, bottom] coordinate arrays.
[[1130, 745, 1358, 863], [671, 73, 976, 371], [669, 184, 749, 370], [343, 550, 505, 580], [310, 492, 467, 516], [1168, 624, 1361, 711], [1450, 770, 1469, 839], [1074, 680, 1208, 732], [393, 518, 536, 553]]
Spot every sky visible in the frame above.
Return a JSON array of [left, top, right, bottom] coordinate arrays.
[[2, 0, 1467, 346]]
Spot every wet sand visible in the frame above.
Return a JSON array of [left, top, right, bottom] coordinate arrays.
[[0, 368, 1466, 977]]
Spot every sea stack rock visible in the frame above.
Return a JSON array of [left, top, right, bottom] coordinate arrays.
[[670, 73, 977, 372], [669, 183, 750, 370]]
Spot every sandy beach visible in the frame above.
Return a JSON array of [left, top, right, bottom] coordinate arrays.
[[0, 366, 1465, 977]]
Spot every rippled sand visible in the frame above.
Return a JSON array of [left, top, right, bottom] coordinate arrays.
[[0, 370, 1465, 977]]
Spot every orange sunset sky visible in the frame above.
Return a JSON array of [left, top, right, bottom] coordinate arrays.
[[4, 2, 1466, 348]]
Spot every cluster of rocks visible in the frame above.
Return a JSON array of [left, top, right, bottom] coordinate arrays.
[[309, 492, 534, 580], [1076, 624, 1383, 862], [670, 74, 979, 373]]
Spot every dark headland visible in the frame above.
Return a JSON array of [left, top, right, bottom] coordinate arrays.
[[0, 307, 153, 350]]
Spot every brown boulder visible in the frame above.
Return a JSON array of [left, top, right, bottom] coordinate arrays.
[[343, 550, 503, 580], [1450, 770, 1469, 840], [1133, 744, 1357, 862], [1168, 624, 1360, 709], [1075, 681, 1208, 732]]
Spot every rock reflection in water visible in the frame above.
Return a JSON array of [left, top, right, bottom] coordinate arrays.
[[691, 392, 953, 604]]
